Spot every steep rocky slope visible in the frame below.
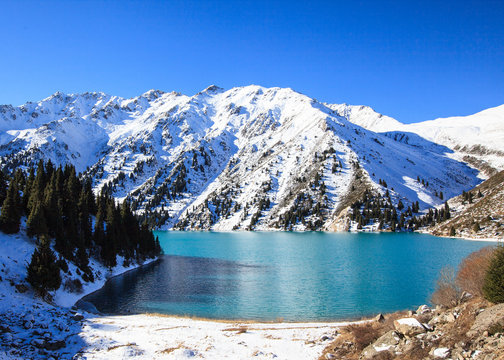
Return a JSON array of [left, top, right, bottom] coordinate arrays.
[[427, 170, 504, 239], [0, 86, 483, 230]]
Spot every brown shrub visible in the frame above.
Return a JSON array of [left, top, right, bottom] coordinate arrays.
[[456, 246, 495, 297], [431, 266, 461, 308], [346, 323, 380, 351]]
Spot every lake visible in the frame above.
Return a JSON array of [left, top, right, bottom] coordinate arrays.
[[82, 232, 494, 321]]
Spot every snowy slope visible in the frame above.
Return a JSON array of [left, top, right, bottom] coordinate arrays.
[[332, 103, 504, 175], [0, 86, 483, 230], [0, 222, 158, 359]]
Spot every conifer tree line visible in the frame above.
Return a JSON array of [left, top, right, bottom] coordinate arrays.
[[349, 189, 451, 231], [0, 160, 162, 289]]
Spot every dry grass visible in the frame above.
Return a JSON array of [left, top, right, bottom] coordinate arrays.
[[158, 343, 184, 354], [319, 311, 406, 360], [222, 325, 248, 334], [107, 343, 136, 351]]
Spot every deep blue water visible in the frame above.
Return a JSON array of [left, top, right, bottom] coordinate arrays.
[[83, 232, 494, 321]]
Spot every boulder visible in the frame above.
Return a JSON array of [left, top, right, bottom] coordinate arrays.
[[416, 305, 431, 315], [467, 303, 504, 338], [44, 339, 66, 351], [429, 312, 456, 326], [360, 331, 402, 359], [71, 313, 84, 321], [374, 314, 385, 323], [31, 338, 45, 348], [394, 318, 426, 337]]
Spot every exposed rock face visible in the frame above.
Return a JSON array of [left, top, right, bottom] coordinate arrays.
[[467, 303, 504, 338]]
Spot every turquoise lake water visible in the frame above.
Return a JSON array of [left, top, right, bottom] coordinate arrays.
[[83, 232, 494, 321]]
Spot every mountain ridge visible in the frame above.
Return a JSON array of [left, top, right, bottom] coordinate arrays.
[[0, 86, 492, 230], [336, 103, 504, 176]]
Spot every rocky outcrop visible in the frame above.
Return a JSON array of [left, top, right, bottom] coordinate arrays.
[[321, 298, 504, 360], [467, 303, 504, 337], [393, 318, 426, 337]]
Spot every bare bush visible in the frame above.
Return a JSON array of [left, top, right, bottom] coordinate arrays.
[[431, 266, 461, 307], [63, 278, 83, 294], [346, 323, 380, 351], [456, 246, 495, 297]]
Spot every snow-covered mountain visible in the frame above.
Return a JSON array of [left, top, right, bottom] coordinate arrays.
[[332, 103, 504, 176], [0, 86, 485, 230]]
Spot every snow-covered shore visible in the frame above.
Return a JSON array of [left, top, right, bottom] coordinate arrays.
[[0, 228, 159, 359], [75, 314, 351, 359]]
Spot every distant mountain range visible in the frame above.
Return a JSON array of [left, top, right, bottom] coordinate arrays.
[[1, 85, 501, 231]]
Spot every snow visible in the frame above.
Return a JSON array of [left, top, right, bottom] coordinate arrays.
[[337, 103, 504, 173], [396, 317, 424, 328], [76, 315, 347, 359], [374, 344, 394, 352], [433, 347, 450, 358]]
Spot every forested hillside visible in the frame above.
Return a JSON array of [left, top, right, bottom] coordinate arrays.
[[0, 160, 161, 295]]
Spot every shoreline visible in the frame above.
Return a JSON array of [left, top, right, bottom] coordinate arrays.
[[156, 228, 503, 242], [140, 311, 376, 325], [74, 256, 161, 311]]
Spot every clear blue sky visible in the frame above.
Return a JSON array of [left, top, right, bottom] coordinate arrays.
[[1, 0, 503, 123]]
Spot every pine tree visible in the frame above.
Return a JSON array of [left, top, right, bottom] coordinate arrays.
[[0, 181, 21, 234], [483, 246, 504, 303], [78, 188, 92, 247], [443, 202, 450, 220], [26, 235, 61, 297], [27, 160, 46, 213], [0, 171, 7, 205], [43, 174, 59, 237], [22, 167, 35, 213], [26, 202, 48, 238], [449, 226, 456, 237]]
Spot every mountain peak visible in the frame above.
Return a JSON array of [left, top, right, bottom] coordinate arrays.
[[43, 91, 67, 102], [141, 89, 165, 100], [199, 85, 224, 95]]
